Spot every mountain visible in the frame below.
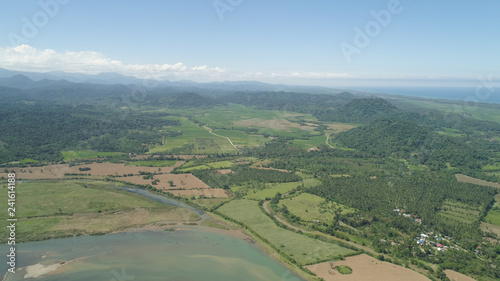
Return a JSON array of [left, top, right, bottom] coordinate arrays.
[[0, 68, 362, 95]]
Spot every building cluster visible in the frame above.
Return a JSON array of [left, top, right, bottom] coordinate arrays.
[[415, 233, 451, 252], [393, 209, 422, 224]]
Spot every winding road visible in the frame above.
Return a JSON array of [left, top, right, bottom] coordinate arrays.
[[203, 125, 239, 152]]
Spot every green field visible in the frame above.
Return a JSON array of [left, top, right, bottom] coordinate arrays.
[[0, 180, 199, 242], [438, 200, 481, 224], [291, 135, 327, 150], [410, 100, 500, 124], [148, 117, 237, 154], [176, 160, 234, 172], [126, 160, 177, 167], [484, 194, 500, 225], [62, 150, 122, 161], [217, 199, 355, 265], [245, 179, 321, 200], [212, 129, 269, 147], [279, 193, 354, 224], [436, 128, 464, 137]]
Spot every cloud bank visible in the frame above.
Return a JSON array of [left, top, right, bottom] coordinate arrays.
[[0, 45, 349, 82]]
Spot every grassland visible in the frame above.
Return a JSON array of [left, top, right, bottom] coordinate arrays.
[[217, 199, 355, 265], [484, 194, 500, 226], [279, 193, 355, 224], [62, 150, 122, 161], [176, 160, 234, 172], [436, 128, 464, 137], [292, 136, 327, 150], [245, 178, 321, 200], [0, 180, 199, 242], [409, 100, 500, 124]]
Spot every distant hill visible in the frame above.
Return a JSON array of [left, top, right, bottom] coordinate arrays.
[[315, 97, 400, 123]]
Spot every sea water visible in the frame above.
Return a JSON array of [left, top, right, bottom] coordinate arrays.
[[0, 229, 305, 281]]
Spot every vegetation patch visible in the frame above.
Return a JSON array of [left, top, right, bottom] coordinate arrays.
[[336, 265, 353, 275], [278, 193, 354, 224], [62, 150, 122, 161]]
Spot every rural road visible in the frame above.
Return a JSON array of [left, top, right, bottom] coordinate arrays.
[[203, 125, 239, 152], [325, 134, 334, 149]]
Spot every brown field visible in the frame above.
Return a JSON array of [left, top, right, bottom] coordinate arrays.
[[1, 164, 71, 179], [216, 169, 233, 175], [50, 207, 200, 233], [326, 123, 356, 133], [133, 154, 206, 160], [0, 162, 184, 180], [481, 222, 500, 237], [234, 118, 315, 131], [68, 163, 170, 176], [117, 173, 210, 190], [444, 270, 476, 281], [169, 188, 227, 198], [252, 167, 290, 173], [306, 254, 430, 281], [455, 174, 500, 189]]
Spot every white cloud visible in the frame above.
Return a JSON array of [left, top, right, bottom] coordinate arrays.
[[0, 45, 225, 79], [0, 45, 352, 83]]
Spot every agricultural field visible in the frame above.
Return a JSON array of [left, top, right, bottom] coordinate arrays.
[[126, 160, 178, 167], [436, 128, 464, 137], [211, 129, 269, 147], [443, 270, 477, 281], [409, 100, 500, 124], [176, 160, 234, 172], [455, 174, 500, 189], [0, 180, 199, 242], [484, 194, 500, 226], [116, 173, 228, 198], [148, 117, 237, 154], [62, 150, 123, 161], [306, 254, 430, 281], [278, 193, 355, 224], [217, 199, 355, 265], [245, 178, 321, 200], [438, 200, 481, 224], [291, 135, 327, 150]]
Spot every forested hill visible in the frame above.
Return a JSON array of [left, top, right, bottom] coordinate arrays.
[[335, 119, 488, 171], [315, 97, 400, 123]]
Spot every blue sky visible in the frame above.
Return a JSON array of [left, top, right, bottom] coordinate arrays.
[[0, 0, 499, 87]]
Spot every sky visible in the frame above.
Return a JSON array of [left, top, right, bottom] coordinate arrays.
[[0, 0, 499, 88]]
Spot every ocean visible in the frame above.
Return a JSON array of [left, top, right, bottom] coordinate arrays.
[[351, 87, 500, 104]]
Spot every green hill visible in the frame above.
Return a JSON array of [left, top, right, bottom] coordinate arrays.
[[335, 119, 487, 170]]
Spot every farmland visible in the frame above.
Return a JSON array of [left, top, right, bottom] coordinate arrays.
[[306, 254, 430, 281], [278, 193, 355, 224], [217, 199, 355, 265], [244, 179, 321, 200], [438, 200, 481, 224]]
